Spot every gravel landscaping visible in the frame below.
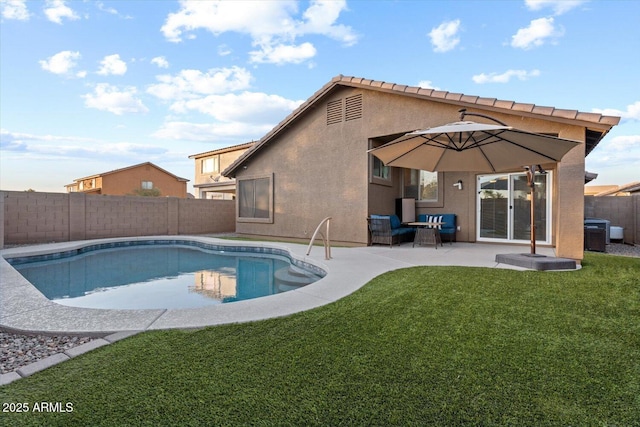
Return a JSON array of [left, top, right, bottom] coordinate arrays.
[[0, 331, 96, 374]]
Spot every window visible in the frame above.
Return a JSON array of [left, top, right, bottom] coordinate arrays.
[[369, 140, 391, 185], [373, 157, 390, 180], [141, 181, 153, 190], [201, 157, 219, 174], [237, 174, 273, 223], [403, 169, 438, 201]]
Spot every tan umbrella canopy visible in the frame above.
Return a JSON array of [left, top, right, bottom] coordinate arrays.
[[368, 114, 581, 255], [368, 120, 580, 173]]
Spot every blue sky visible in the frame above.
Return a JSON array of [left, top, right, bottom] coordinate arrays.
[[1, 0, 638, 194]]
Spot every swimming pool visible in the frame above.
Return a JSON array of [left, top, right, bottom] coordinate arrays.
[[7, 240, 325, 310]]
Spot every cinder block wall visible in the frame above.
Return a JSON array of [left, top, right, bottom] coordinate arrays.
[[178, 198, 236, 234], [1, 191, 236, 248], [3, 191, 71, 245], [584, 194, 639, 245]]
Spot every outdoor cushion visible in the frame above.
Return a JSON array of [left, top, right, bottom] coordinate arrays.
[[390, 214, 402, 229], [418, 213, 456, 241], [424, 215, 443, 229], [368, 214, 415, 247]]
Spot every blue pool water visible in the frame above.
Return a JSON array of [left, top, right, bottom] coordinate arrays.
[[9, 243, 324, 310]]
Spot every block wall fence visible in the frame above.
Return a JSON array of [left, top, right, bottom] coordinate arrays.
[[0, 191, 236, 248], [584, 194, 640, 245]]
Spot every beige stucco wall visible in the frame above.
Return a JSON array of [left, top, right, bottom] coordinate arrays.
[[233, 86, 589, 259], [192, 148, 251, 197], [234, 87, 370, 243]]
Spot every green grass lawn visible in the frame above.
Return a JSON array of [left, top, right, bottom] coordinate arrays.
[[2, 252, 639, 426]]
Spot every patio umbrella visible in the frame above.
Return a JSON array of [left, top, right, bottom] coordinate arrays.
[[368, 114, 581, 255], [368, 120, 580, 173]]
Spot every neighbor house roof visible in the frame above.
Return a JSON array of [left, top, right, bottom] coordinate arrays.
[[589, 181, 640, 196], [188, 141, 256, 159], [70, 162, 189, 183], [223, 75, 621, 177]]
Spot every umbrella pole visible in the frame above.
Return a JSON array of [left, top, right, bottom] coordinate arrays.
[[526, 165, 536, 255]]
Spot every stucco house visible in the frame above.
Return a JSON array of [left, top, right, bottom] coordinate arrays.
[[188, 142, 255, 199], [65, 162, 189, 198], [223, 75, 620, 260]]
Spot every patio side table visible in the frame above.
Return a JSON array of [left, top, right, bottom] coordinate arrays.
[[408, 222, 443, 248]]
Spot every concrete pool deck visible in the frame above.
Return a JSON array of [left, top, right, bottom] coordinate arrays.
[[1, 235, 564, 335]]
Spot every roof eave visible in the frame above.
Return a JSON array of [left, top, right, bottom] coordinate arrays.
[[222, 74, 621, 177]]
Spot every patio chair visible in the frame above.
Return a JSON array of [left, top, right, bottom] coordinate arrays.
[[368, 215, 415, 247]]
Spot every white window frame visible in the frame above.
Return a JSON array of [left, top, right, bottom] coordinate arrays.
[[141, 181, 153, 190], [202, 157, 219, 174], [476, 171, 553, 245], [402, 169, 444, 208]]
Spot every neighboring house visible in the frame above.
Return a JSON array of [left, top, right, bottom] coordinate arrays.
[[585, 181, 640, 196], [223, 75, 620, 260], [65, 162, 189, 198], [188, 142, 255, 199]]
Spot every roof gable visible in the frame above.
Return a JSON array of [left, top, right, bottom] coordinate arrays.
[[188, 141, 256, 159], [74, 162, 189, 182], [223, 75, 621, 177]]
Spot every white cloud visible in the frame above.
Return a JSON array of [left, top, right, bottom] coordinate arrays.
[[605, 134, 640, 151], [44, 0, 79, 24], [95, 1, 131, 19], [218, 44, 232, 56], [592, 101, 640, 122], [249, 42, 316, 65], [525, 0, 586, 15], [83, 83, 149, 115], [170, 91, 303, 124], [1, 128, 166, 159], [160, 0, 357, 64], [418, 81, 440, 90], [429, 19, 461, 53], [39, 50, 82, 75], [298, 0, 358, 45], [96, 1, 117, 15], [1, 0, 30, 20], [147, 66, 253, 101], [511, 17, 563, 49], [97, 54, 127, 76], [152, 121, 272, 142], [586, 134, 640, 171], [472, 69, 541, 84], [151, 56, 169, 69]]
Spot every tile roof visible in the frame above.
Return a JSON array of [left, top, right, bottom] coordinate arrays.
[[223, 75, 621, 177], [188, 141, 256, 159], [72, 162, 189, 182], [592, 181, 640, 196], [334, 75, 620, 126]]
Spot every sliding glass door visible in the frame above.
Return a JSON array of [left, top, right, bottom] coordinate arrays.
[[477, 172, 551, 244]]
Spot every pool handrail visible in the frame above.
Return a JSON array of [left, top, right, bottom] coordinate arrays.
[[306, 217, 332, 260]]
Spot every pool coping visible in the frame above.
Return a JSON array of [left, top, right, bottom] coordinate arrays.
[[1, 236, 565, 335], [1, 236, 340, 334]]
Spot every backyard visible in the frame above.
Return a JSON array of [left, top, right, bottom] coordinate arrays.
[[1, 252, 638, 426]]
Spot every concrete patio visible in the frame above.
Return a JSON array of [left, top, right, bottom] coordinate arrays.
[[1, 236, 567, 335]]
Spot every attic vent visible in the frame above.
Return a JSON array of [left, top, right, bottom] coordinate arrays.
[[327, 100, 342, 125], [345, 94, 363, 121]]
